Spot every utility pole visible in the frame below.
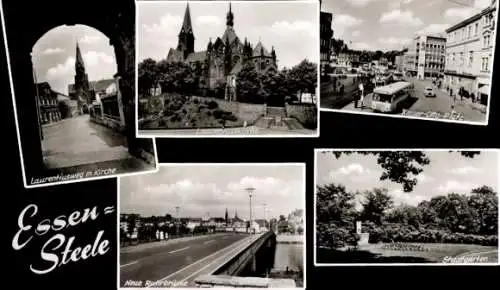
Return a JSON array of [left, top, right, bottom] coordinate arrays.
[[245, 187, 255, 234]]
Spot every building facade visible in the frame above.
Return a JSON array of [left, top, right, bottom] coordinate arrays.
[[394, 55, 405, 72], [444, 0, 496, 105], [404, 34, 446, 79], [167, 3, 277, 99], [36, 82, 62, 125], [320, 11, 333, 73]]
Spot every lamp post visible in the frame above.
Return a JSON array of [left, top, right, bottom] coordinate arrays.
[[245, 187, 255, 234], [175, 206, 180, 236]]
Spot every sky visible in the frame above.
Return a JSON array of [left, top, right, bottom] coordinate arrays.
[[32, 25, 117, 95], [322, 0, 495, 51], [120, 164, 305, 220], [316, 150, 499, 207], [138, 1, 319, 69]]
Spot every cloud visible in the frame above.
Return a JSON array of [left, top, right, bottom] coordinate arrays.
[[328, 163, 379, 183], [82, 51, 114, 66], [450, 166, 484, 175], [436, 180, 479, 194], [142, 14, 183, 39], [415, 173, 435, 184], [346, 0, 375, 6], [42, 47, 65, 55], [80, 35, 101, 44], [444, 0, 490, 21], [333, 14, 363, 38], [269, 20, 317, 38], [417, 24, 450, 36], [377, 37, 412, 48], [379, 9, 423, 27], [350, 41, 373, 51], [195, 15, 222, 26], [389, 188, 426, 206], [46, 57, 75, 80], [351, 30, 360, 37]]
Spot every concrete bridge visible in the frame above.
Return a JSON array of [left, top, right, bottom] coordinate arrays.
[[120, 231, 297, 288]]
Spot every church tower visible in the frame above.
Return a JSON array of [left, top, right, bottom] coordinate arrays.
[[74, 42, 91, 105], [226, 2, 234, 27], [177, 3, 195, 59]]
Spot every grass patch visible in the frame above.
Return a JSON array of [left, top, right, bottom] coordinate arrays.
[[317, 243, 498, 264], [141, 94, 244, 129]]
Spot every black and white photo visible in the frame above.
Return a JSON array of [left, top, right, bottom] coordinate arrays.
[[137, 0, 319, 137], [320, 0, 497, 125], [1, 1, 158, 188], [119, 163, 305, 288], [315, 149, 499, 265]]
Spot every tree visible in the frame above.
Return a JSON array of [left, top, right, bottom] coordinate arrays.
[[236, 62, 261, 103], [127, 215, 137, 238], [138, 58, 159, 96], [316, 183, 358, 248], [288, 59, 317, 96], [468, 186, 498, 235], [330, 151, 481, 192], [360, 188, 394, 225]]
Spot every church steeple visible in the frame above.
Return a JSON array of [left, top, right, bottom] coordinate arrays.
[[226, 2, 234, 27], [75, 42, 86, 74], [177, 2, 195, 57], [180, 2, 193, 34]]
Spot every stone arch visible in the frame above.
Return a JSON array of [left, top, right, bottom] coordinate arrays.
[[2, 1, 137, 177]]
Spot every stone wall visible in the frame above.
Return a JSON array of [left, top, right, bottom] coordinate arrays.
[[90, 114, 125, 133], [194, 97, 266, 125], [285, 103, 318, 129]]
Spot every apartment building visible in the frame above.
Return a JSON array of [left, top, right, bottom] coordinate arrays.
[[403, 34, 446, 79], [444, 0, 496, 105]]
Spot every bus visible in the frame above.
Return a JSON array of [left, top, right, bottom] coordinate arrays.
[[371, 81, 413, 113]]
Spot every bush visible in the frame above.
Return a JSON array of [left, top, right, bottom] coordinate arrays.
[[207, 100, 219, 110], [364, 223, 498, 246], [158, 119, 166, 127], [193, 98, 200, 104]]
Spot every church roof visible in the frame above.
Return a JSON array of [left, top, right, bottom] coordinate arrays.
[[253, 41, 272, 57], [222, 27, 239, 45], [186, 51, 207, 62], [68, 79, 115, 95], [167, 48, 185, 62]]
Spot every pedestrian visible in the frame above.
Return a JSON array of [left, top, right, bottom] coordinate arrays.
[[354, 91, 359, 108], [471, 92, 475, 103], [450, 88, 453, 98], [358, 83, 364, 108], [340, 84, 344, 96]]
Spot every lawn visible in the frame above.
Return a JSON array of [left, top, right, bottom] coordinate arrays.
[[317, 243, 498, 264], [141, 94, 244, 129]]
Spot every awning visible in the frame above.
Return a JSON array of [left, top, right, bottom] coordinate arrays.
[[478, 85, 490, 95]]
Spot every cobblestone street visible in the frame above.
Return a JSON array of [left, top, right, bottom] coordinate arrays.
[[42, 115, 146, 170]]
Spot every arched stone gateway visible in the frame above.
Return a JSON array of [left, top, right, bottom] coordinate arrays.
[[2, 1, 146, 178]]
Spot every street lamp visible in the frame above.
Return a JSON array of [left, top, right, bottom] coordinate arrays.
[[245, 187, 255, 234], [175, 206, 180, 236]]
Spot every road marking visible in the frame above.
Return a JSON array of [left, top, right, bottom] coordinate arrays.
[[159, 235, 250, 281], [181, 235, 260, 282], [120, 261, 138, 268], [460, 250, 498, 257], [203, 240, 215, 245], [168, 246, 190, 254]]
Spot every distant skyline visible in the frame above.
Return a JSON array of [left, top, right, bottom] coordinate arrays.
[[32, 25, 117, 94], [120, 165, 305, 219], [322, 0, 494, 51], [138, 1, 319, 69], [316, 150, 499, 207]]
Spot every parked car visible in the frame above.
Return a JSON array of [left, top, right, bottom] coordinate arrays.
[[424, 86, 436, 97]]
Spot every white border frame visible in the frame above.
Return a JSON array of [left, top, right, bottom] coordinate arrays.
[[313, 148, 500, 266], [117, 162, 307, 290], [0, 2, 160, 189], [135, 0, 321, 138], [319, 1, 499, 127]]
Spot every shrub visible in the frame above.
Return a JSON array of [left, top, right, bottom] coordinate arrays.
[[158, 119, 166, 127], [207, 100, 219, 110], [193, 98, 200, 104], [181, 108, 187, 115]]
